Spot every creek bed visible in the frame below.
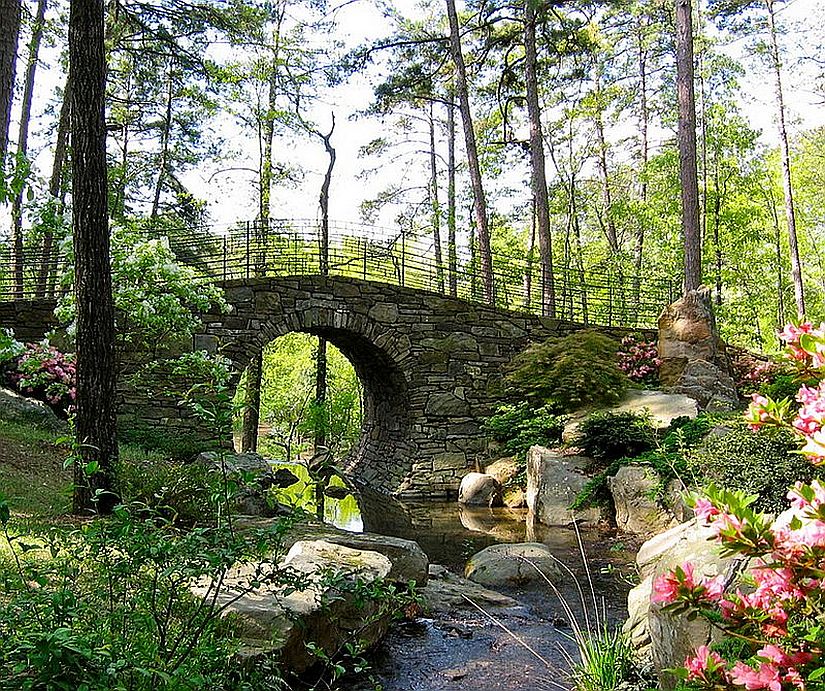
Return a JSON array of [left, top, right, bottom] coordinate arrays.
[[350, 496, 639, 691]]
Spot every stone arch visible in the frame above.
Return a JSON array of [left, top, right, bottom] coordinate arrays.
[[222, 301, 414, 493]]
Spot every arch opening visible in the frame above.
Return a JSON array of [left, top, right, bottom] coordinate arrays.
[[232, 324, 412, 493]]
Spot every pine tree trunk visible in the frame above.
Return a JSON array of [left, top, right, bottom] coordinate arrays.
[[445, 0, 493, 304], [150, 58, 175, 220], [524, 2, 555, 318], [766, 0, 804, 317], [633, 17, 649, 305], [70, 0, 118, 515], [676, 0, 702, 294], [446, 96, 457, 297], [0, 0, 20, 164], [428, 102, 444, 292], [314, 336, 327, 454], [36, 78, 70, 299], [11, 0, 47, 299], [240, 351, 262, 453]]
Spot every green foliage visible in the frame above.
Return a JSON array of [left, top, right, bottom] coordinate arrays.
[[483, 403, 565, 455], [568, 627, 642, 691], [688, 423, 820, 514], [118, 424, 214, 461], [55, 227, 227, 351], [251, 334, 362, 463], [0, 328, 24, 368], [504, 331, 629, 412], [759, 373, 814, 402], [576, 411, 656, 462], [0, 501, 293, 690]]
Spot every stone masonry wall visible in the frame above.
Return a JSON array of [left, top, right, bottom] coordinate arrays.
[[0, 278, 656, 497]]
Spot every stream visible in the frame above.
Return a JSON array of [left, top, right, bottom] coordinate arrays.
[[306, 484, 639, 691]]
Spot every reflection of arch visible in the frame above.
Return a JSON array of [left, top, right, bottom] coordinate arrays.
[[225, 310, 412, 493]]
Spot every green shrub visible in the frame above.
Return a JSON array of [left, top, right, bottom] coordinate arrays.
[[119, 423, 216, 461], [688, 423, 819, 514], [576, 411, 656, 462], [504, 331, 629, 412], [483, 403, 565, 455], [659, 414, 718, 453], [759, 373, 815, 402]]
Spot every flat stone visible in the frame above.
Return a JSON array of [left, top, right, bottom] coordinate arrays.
[[0, 387, 66, 433], [465, 542, 563, 587]]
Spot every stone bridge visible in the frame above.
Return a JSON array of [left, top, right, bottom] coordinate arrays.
[[0, 275, 654, 497]]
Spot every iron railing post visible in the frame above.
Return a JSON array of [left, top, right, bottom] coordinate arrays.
[[400, 228, 406, 287], [245, 220, 251, 279], [222, 236, 227, 281]]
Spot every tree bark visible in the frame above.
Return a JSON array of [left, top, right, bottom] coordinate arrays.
[[36, 78, 70, 299], [445, 0, 494, 304], [766, 0, 804, 317], [428, 102, 444, 292], [676, 0, 701, 294], [524, 1, 555, 317], [0, 0, 20, 165], [11, 0, 47, 299], [633, 15, 649, 305], [446, 95, 457, 297], [70, 0, 119, 515], [150, 57, 175, 220], [241, 11, 285, 452]]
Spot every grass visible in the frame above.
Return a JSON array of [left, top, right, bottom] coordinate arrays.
[[0, 421, 72, 518]]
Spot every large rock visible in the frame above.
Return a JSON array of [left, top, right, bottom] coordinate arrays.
[[657, 288, 738, 410], [608, 465, 679, 536], [484, 457, 520, 485], [465, 542, 563, 587], [191, 540, 397, 675], [458, 472, 502, 507], [526, 447, 602, 526], [0, 386, 66, 433], [419, 563, 518, 613], [563, 390, 699, 443], [623, 519, 744, 689], [289, 526, 428, 586]]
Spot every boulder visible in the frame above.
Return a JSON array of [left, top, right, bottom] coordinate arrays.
[[290, 527, 428, 586], [419, 563, 518, 613], [526, 447, 602, 526], [503, 487, 527, 509], [624, 519, 745, 689], [458, 472, 502, 507], [608, 465, 679, 536], [657, 287, 738, 410], [563, 390, 699, 443], [190, 540, 397, 675], [0, 386, 66, 433], [484, 457, 520, 485], [465, 542, 563, 587]]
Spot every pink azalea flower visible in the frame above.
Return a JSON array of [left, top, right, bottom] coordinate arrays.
[[731, 661, 783, 691]]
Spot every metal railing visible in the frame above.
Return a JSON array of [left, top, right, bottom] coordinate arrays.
[[0, 218, 676, 328]]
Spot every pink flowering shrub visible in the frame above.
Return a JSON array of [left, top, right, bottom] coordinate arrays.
[[5, 342, 76, 417], [656, 321, 825, 689], [729, 347, 785, 397], [617, 334, 661, 385]]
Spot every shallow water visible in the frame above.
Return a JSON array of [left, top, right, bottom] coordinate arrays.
[[270, 470, 637, 690]]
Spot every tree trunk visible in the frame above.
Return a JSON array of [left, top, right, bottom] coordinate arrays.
[[0, 0, 20, 165], [676, 0, 701, 294], [240, 352, 262, 453], [524, 2, 555, 317], [70, 0, 118, 515], [150, 57, 175, 221], [446, 96, 457, 297], [633, 16, 649, 304], [766, 0, 804, 317], [36, 78, 70, 299], [11, 0, 47, 299], [524, 196, 536, 310], [428, 102, 444, 292], [445, 0, 493, 304], [314, 336, 327, 454], [241, 14, 284, 452]]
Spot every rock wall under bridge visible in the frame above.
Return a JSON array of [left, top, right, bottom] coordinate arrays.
[[0, 276, 657, 498]]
